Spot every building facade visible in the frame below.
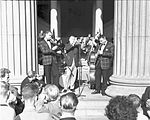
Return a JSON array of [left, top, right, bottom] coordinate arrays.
[[0, 0, 150, 96]]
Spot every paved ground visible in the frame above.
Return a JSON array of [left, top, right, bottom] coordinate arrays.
[[74, 83, 111, 120]]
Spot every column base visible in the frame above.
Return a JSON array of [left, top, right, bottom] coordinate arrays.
[[105, 75, 150, 97], [110, 75, 150, 86], [105, 84, 146, 97]]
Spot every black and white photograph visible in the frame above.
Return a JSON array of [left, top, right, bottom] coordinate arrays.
[[0, 0, 150, 120]]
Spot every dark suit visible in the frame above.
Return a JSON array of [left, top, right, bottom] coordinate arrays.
[[141, 86, 150, 118], [95, 41, 114, 94], [65, 44, 79, 67], [38, 39, 53, 84]]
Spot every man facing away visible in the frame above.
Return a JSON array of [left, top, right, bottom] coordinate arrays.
[[15, 83, 53, 120], [91, 35, 114, 95], [60, 92, 79, 120], [0, 81, 16, 120]]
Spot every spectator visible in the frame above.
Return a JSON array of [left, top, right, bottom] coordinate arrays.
[[0, 81, 16, 120], [105, 95, 137, 120], [20, 71, 45, 94], [60, 92, 78, 120], [20, 71, 37, 94], [0, 68, 11, 82], [0, 68, 24, 115], [145, 99, 150, 118], [128, 94, 148, 120], [15, 83, 52, 120], [35, 84, 61, 119], [141, 86, 150, 118]]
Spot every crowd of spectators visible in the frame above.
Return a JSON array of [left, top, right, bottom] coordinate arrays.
[[0, 68, 79, 120], [1, 67, 150, 120]]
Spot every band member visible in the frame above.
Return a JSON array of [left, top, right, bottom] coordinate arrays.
[[51, 39, 63, 88], [62, 36, 79, 92], [91, 35, 114, 95], [38, 31, 55, 84]]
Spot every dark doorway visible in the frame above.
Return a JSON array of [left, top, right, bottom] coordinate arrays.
[[103, 0, 114, 42], [59, 0, 93, 38]]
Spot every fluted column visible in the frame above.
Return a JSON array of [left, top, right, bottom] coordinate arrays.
[[106, 0, 150, 97], [0, 0, 37, 84]]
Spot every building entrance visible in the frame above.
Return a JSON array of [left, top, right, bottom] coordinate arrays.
[[60, 0, 93, 38]]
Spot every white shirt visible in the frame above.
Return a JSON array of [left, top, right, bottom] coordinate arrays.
[[137, 112, 148, 120]]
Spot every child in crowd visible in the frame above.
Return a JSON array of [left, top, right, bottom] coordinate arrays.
[[35, 84, 61, 119], [60, 92, 78, 120]]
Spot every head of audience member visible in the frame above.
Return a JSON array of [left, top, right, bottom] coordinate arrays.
[[105, 95, 138, 120], [42, 84, 60, 102], [0, 81, 9, 102], [128, 94, 141, 109], [27, 71, 36, 82], [60, 92, 78, 113], [0, 68, 11, 83], [0, 80, 17, 105], [22, 83, 39, 106]]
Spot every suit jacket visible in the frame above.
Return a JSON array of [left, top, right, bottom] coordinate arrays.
[[38, 39, 53, 65], [95, 42, 114, 69], [64, 43, 79, 67]]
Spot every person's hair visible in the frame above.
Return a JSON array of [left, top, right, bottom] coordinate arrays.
[[128, 94, 141, 109], [60, 92, 78, 112], [27, 71, 36, 78], [43, 31, 52, 38], [0, 81, 9, 97], [22, 83, 39, 100], [0, 68, 10, 78], [44, 84, 59, 101], [105, 95, 138, 120]]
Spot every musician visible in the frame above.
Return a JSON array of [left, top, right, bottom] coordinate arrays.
[[91, 35, 114, 95], [38, 31, 55, 84], [62, 36, 79, 92], [51, 38, 63, 88]]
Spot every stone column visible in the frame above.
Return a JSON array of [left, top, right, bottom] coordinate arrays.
[[92, 0, 103, 36], [106, 0, 150, 97], [50, 1, 59, 38], [0, 0, 38, 85]]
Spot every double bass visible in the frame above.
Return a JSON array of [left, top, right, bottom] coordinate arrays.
[[87, 32, 102, 89]]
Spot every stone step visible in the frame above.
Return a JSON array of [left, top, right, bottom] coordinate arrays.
[[76, 115, 108, 120], [73, 85, 111, 119], [76, 100, 109, 109], [75, 109, 105, 116]]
